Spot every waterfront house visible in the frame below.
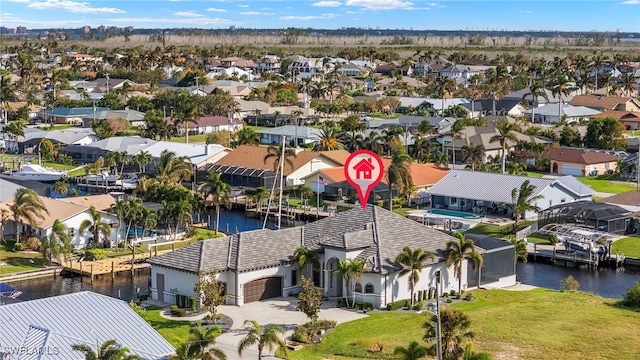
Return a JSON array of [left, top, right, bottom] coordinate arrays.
[[257, 125, 322, 146], [147, 205, 517, 308], [549, 147, 621, 176], [62, 136, 156, 164], [427, 170, 595, 219], [173, 115, 244, 135], [0, 291, 174, 360]]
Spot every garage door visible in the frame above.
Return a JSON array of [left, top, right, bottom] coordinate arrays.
[[243, 277, 282, 303], [561, 164, 584, 176]]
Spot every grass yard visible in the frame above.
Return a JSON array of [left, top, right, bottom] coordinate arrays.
[[0, 241, 47, 275], [288, 289, 640, 360], [170, 134, 207, 143], [146, 310, 192, 348], [36, 124, 74, 131], [612, 236, 640, 258], [576, 177, 636, 194], [525, 171, 546, 178]]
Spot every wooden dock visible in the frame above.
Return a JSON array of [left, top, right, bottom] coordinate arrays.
[[526, 243, 623, 268], [63, 252, 161, 281]]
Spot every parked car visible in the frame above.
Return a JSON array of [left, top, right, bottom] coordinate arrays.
[[29, 118, 42, 125]]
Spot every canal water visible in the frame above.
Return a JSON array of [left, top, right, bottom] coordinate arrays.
[[5, 209, 638, 302]]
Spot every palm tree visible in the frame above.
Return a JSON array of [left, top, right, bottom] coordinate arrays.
[[445, 232, 483, 294], [53, 180, 68, 196], [489, 119, 518, 174], [237, 320, 287, 360], [185, 323, 227, 360], [551, 76, 572, 122], [111, 199, 129, 251], [503, 180, 543, 233], [522, 82, 549, 123], [332, 258, 366, 308], [79, 206, 112, 249], [394, 341, 429, 360], [138, 207, 157, 240], [10, 188, 49, 240], [315, 125, 344, 151], [115, 150, 130, 175], [263, 145, 297, 172], [41, 219, 71, 264], [449, 120, 466, 169], [386, 149, 413, 211], [0, 208, 10, 243], [154, 150, 193, 185], [423, 307, 474, 360], [395, 246, 435, 307], [200, 171, 231, 234], [72, 339, 141, 360], [164, 198, 193, 241], [511, 238, 528, 263], [293, 247, 320, 281], [235, 127, 260, 146], [134, 151, 152, 174], [461, 142, 485, 171]]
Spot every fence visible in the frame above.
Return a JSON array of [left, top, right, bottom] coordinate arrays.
[[516, 223, 538, 240]]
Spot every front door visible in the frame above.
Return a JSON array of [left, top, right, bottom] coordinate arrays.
[[156, 273, 165, 302]]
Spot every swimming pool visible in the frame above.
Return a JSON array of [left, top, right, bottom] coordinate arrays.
[[427, 209, 484, 219]]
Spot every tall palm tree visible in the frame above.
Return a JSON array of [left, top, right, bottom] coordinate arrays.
[[110, 199, 129, 251], [386, 149, 413, 211], [362, 131, 385, 155], [53, 180, 68, 196], [503, 179, 543, 233], [134, 151, 152, 174], [185, 323, 227, 360], [293, 247, 320, 281], [138, 207, 157, 240], [237, 320, 287, 360], [10, 188, 49, 239], [41, 219, 71, 264], [332, 258, 366, 308], [551, 76, 572, 122], [72, 339, 141, 360], [235, 127, 260, 146], [423, 307, 474, 360], [115, 150, 130, 175], [449, 120, 466, 169], [263, 145, 297, 172], [511, 238, 528, 263], [461, 142, 485, 171], [522, 82, 549, 123], [342, 131, 364, 153], [79, 206, 112, 249], [395, 246, 435, 307], [489, 119, 518, 174], [445, 232, 483, 294], [393, 341, 429, 360], [200, 171, 231, 234], [164, 198, 193, 241], [156, 150, 193, 185]]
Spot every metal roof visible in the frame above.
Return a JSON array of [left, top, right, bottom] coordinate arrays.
[[0, 292, 174, 360]]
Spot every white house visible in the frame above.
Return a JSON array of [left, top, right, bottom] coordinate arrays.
[[138, 141, 230, 169], [427, 170, 596, 219], [254, 55, 281, 74], [0, 196, 124, 249], [147, 205, 517, 308], [175, 116, 244, 135], [257, 125, 322, 146]]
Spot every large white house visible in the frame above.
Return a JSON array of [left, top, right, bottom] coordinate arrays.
[[147, 205, 517, 308]]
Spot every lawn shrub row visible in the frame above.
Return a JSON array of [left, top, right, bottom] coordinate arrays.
[[386, 299, 410, 310]]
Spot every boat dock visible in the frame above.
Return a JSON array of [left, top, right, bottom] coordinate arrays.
[[62, 252, 162, 281], [527, 243, 625, 268]]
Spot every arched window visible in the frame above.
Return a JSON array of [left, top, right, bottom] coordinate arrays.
[[365, 283, 374, 293], [354, 282, 362, 293]]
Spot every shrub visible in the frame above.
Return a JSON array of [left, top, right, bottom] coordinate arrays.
[[169, 305, 186, 317], [413, 300, 426, 310], [450, 289, 457, 297], [25, 237, 40, 251], [560, 275, 580, 291], [84, 249, 107, 260], [386, 299, 410, 311], [354, 301, 374, 311], [292, 320, 338, 343], [622, 281, 640, 309], [13, 242, 25, 251], [184, 227, 197, 238]]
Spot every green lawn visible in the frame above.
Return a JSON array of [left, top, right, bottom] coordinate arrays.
[[288, 289, 640, 360], [146, 310, 192, 348], [612, 237, 640, 258], [0, 241, 47, 275], [576, 177, 636, 194], [525, 171, 546, 178], [170, 135, 207, 143], [36, 124, 74, 131]]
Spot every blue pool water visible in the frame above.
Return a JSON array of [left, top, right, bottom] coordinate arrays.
[[427, 209, 484, 219]]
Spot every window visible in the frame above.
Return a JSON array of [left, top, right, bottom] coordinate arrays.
[[460, 199, 466, 207], [365, 283, 374, 293], [291, 269, 297, 287], [354, 282, 362, 293], [450, 197, 458, 206]]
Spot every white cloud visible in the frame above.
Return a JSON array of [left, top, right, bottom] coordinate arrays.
[[312, 1, 342, 7], [240, 11, 274, 15], [174, 11, 203, 17], [345, 0, 413, 10], [619, 0, 639, 4], [5, 0, 30, 3], [27, 0, 126, 14], [206, 7, 227, 12], [280, 13, 338, 20], [238, 4, 249, 7], [106, 16, 234, 25]]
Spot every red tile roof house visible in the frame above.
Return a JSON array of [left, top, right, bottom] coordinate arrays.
[[173, 116, 244, 135], [549, 147, 621, 177]]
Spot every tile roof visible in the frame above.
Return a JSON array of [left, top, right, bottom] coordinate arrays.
[[56, 194, 116, 211], [569, 95, 640, 110], [0, 292, 174, 360], [597, 190, 640, 207], [214, 145, 350, 176], [0, 196, 88, 230], [548, 147, 620, 164], [590, 111, 640, 122], [148, 205, 455, 275], [427, 170, 594, 204]]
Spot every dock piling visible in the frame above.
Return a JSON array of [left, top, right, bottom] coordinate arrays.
[[112, 261, 115, 279]]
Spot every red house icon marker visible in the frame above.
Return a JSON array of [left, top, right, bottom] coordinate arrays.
[[352, 158, 376, 180]]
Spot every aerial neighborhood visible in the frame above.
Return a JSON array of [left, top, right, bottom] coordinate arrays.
[[1, 25, 640, 360]]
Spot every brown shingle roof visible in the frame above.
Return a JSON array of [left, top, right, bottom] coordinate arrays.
[[569, 95, 639, 110], [597, 190, 640, 207], [590, 111, 640, 122], [214, 145, 350, 176], [0, 196, 87, 230], [56, 194, 116, 211], [548, 147, 620, 165]]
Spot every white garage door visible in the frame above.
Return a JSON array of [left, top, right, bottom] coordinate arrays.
[[561, 164, 583, 176]]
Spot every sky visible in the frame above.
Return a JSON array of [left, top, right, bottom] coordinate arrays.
[[1, 0, 639, 32]]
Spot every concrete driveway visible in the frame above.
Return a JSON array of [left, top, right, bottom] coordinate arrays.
[[215, 297, 368, 360]]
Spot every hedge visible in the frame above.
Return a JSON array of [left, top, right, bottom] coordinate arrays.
[[386, 299, 410, 311]]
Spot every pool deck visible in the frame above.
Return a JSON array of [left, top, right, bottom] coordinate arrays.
[[408, 209, 514, 230]]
